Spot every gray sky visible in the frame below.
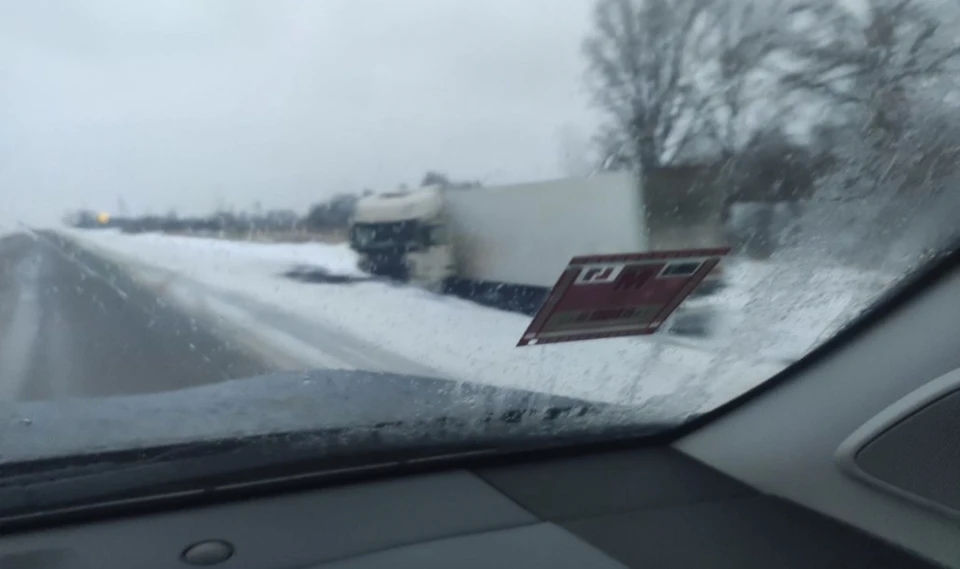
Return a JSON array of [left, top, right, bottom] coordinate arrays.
[[0, 0, 598, 226]]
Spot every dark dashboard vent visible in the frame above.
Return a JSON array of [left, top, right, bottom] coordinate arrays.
[[855, 389, 960, 512], [837, 371, 960, 519]]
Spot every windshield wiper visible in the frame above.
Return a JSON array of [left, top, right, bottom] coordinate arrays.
[[0, 368, 671, 529], [0, 401, 600, 484], [0, 402, 664, 529]]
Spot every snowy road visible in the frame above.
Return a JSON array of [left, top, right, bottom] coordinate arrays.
[[0, 230, 445, 402], [0, 232, 272, 400]]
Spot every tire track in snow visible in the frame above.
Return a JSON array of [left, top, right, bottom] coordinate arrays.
[[0, 249, 43, 399]]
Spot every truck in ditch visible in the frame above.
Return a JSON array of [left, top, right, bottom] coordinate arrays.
[[348, 169, 729, 334]]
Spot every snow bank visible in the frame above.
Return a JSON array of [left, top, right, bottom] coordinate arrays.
[[79, 230, 366, 278], [62, 229, 895, 416]]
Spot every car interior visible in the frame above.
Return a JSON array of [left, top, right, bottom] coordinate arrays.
[[1, 243, 959, 569]]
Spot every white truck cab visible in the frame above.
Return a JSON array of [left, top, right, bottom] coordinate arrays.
[[350, 186, 454, 291]]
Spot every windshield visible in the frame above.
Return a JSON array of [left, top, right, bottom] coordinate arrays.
[[351, 220, 422, 251], [2, 0, 960, 513]]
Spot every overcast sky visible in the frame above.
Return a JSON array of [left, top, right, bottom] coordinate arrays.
[[0, 0, 598, 226]]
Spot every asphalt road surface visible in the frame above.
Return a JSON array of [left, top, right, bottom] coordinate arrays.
[[0, 231, 275, 401]]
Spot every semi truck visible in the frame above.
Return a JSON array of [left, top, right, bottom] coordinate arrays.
[[348, 170, 728, 330]]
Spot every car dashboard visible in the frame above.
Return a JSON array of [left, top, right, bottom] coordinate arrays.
[[0, 448, 938, 569]]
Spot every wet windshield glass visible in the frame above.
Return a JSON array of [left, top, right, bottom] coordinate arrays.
[[1, 0, 959, 498], [351, 221, 421, 250]]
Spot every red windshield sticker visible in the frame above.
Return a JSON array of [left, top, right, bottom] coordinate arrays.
[[517, 248, 730, 347]]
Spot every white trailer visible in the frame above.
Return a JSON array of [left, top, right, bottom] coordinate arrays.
[[349, 171, 725, 317], [443, 171, 646, 289]]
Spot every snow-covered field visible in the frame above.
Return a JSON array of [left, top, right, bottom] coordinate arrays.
[[63, 229, 896, 418]]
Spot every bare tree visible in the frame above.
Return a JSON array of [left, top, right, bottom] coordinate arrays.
[[420, 170, 481, 189], [695, 0, 795, 155], [593, 122, 634, 171], [421, 171, 451, 187], [306, 193, 359, 231], [585, 0, 797, 173], [583, 0, 711, 174], [780, 0, 960, 163], [769, 0, 960, 266]]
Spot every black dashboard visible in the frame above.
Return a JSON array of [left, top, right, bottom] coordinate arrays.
[[0, 448, 939, 569]]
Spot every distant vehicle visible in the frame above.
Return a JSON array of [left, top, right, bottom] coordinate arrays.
[[63, 210, 113, 229], [349, 171, 728, 331]]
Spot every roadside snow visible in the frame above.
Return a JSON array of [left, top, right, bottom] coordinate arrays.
[[63, 229, 894, 416], [86, 232, 366, 278]]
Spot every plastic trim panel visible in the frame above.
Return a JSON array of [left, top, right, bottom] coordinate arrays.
[[677, 265, 960, 567], [311, 523, 628, 569], [836, 367, 960, 519]]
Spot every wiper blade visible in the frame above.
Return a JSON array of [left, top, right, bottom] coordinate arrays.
[[1, 362, 671, 530], [0, 437, 255, 488], [1, 401, 603, 484], [0, 404, 662, 527]]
